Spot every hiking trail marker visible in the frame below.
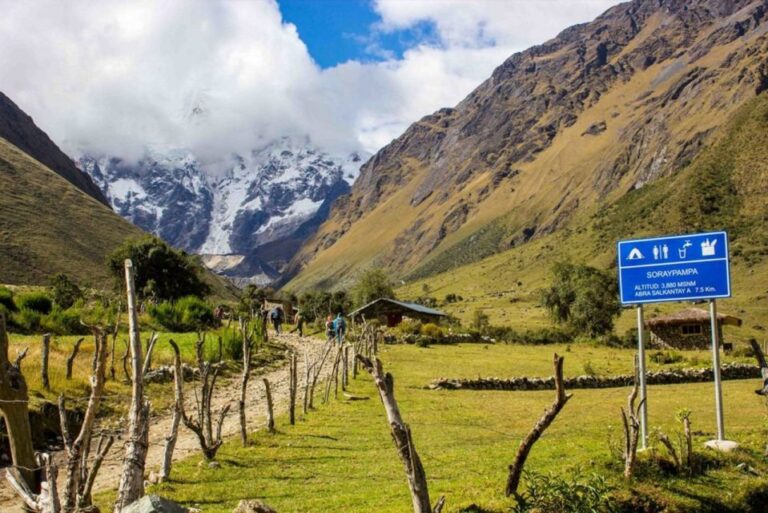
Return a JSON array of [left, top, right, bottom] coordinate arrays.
[[616, 231, 733, 450]]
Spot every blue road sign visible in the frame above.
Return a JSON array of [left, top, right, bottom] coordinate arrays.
[[617, 231, 730, 305]]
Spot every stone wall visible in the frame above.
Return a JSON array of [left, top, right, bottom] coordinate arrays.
[[429, 363, 760, 391], [648, 321, 722, 350]]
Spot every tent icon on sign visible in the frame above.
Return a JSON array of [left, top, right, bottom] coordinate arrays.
[[627, 247, 644, 260], [701, 239, 717, 256]]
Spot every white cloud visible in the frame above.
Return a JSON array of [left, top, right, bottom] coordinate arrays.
[[0, 0, 621, 167]]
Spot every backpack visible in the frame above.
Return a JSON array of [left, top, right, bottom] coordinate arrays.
[[333, 317, 346, 332]]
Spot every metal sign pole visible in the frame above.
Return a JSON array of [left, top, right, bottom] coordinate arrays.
[[709, 299, 725, 441], [636, 304, 648, 449]]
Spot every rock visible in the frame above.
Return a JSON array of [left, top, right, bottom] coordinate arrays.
[[208, 461, 221, 469], [120, 495, 189, 513], [233, 499, 279, 513], [582, 121, 607, 136]]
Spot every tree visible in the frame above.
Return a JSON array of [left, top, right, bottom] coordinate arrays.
[[539, 262, 621, 337], [107, 236, 209, 301], [50, 274, 82, 309], [351, 268, 395, 308]]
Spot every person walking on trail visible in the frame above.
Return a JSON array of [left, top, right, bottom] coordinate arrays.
[[325, 315, 335, 343], [270, 306, 284, 335], [291, 309, 305, 337], [333, 313, 346, 345]]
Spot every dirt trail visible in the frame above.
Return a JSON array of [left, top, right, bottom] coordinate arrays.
[[0, 333, 334, 512]]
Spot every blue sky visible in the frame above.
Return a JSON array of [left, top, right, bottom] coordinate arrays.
[[279, 0, 438, 68], [0, 0, 621, 159]]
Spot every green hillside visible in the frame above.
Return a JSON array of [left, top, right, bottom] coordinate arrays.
[[399, 93, 768, 342], [0, 137, 239, 299]]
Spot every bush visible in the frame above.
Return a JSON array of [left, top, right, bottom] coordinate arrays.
[[351, 267, 394, 308], [13, 308, 42, 332], [149, 296, 214, 332], [472, 309, 490, 333], [512, 470, 615, 513], [420, 323, 444, 339], [540, 262, 621, 337], [107, 236, 210, 301], [395, 318, 422, 337], [42, 307, 90, 336], [650, 351, 684, 364], [50, 273, 83, 309], [0, 286, 16, 312], [17, 292, 53, 314]]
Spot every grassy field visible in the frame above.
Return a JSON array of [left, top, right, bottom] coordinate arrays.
[[136, 342, 768, 513]]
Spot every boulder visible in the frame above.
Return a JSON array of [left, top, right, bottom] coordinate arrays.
[[120, 495, 189, 513], [233, 499, 278, 513]]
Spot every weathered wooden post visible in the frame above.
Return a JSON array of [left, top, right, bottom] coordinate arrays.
[[65, 338, 84, 380], [289, 352, 297, 425], [263, 378, 275, 433], [357, 355, 445, 513], [114, 259, 150, 513], [239, 319, 253, 446], [506, 354, 572, 496], [342, 345, 349, 391], [161, 340, 184, 481], [302, 352, 311, 415], [41, 333, 51, 390], [0, 312, 39, 497]]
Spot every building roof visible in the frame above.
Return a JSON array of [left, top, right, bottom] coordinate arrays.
[[647, 307, 742, 327], [349, 298, 447, 319]]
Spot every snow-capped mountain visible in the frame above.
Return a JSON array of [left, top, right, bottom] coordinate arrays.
[[78, 139, 368, 285]]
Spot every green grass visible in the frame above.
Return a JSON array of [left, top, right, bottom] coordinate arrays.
[[133, 343, 768, 513]]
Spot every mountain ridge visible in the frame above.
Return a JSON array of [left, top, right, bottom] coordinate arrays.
[[0, 92, 109, 206], [285, 0, 768, 290]]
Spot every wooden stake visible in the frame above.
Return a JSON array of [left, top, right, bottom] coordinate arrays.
[[65, 338, 84, 380], [114, 259, 150, 512], [41, 333, 51, 390], [289, 352, 297, 425], [239, 320, 253, 446], [161, 340, 184, 481], [357, 355, 444, 513], [506, 354, 572, 496], [0, 312, 39, 497], [263, 378, 275, 433]]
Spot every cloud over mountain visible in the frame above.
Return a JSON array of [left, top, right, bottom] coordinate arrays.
[[0, 0, 618, 167]]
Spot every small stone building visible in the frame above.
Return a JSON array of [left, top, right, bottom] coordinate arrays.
[[646, 307, 741, 349], [349, 298, 447, 327]]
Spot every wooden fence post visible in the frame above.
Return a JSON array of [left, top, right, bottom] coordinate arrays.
[[0, 313, 39, 496], [161, 340, 184, 481], [357, 355, 444, 513], [240, 320, 253, 446], [65, 338, 84, 380], [114, 259, 150, 512], [505, 354, 572, 496], [41, 333, 51, 390], [289, 352, 297, 425], [263, 378, 275, 433]]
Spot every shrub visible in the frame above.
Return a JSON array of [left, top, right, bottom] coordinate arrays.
[[17, 292, 53, 314], [395, 318, 422, 337], [0, 286, 16, 312], [149, 296, 214, 332], [50, 273, 83, 309], [13, 308, 42, 332], [472, 308, 490, 333], [650, 351, 684, 365], [107, 236, 210, 301], [42, 308, 90, 336], [351, 267, 394, 307], [512, 470, 615, 513], [420, 323, 444, 339], [539, 262, 621, 336]]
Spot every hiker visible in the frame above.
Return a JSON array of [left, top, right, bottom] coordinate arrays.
[[270, 306, 284, 335], [325, 315, 335, 343], [291, 309, 305, 337], [333, 313, 346, 345]]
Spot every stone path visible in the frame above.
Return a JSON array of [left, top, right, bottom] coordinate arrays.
[[0, 333, 333, 512]]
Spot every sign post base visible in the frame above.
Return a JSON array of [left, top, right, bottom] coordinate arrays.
[[704, 439, 739, 452]]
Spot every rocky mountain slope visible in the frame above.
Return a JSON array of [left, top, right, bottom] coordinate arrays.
[[79, 140, 366, 285], [286, 0, 768, 290], [0, 92, 109, 206]]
